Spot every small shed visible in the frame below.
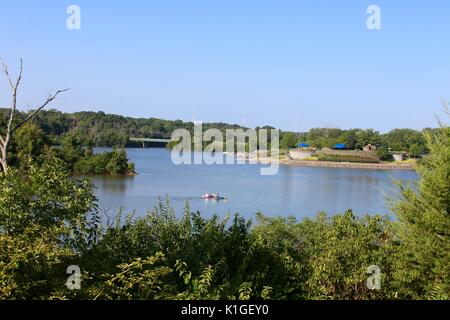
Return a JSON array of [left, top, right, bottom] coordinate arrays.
[[363, 144, 377, 152]]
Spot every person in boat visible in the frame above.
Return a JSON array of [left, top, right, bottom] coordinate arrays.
[[202, 193, 226, 200]]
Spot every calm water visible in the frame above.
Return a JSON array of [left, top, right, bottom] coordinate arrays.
[[90, 148, 418, 219]]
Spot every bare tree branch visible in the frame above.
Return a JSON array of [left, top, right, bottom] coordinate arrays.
[[0, 58, 68, 172], [15, 58, 23, 92], [1, 57, 23, 171], [0, 57, 15, 91], [12, 88, 70, 133], [435, 99, 450, 127], [441, 99, 450, 117], [1, 58, 23, 145]]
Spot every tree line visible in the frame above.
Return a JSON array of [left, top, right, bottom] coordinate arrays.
[[1, 108, 434, 158], [280, 127, 433, 157], [0, 116, 449, 299], [0, 108, 249, 148], [0, 59, 448, 300]]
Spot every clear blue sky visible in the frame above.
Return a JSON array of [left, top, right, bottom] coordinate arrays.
[[1, 0, 449, 132]]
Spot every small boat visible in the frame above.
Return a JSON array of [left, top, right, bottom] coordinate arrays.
[[201, 193, 227, 200]]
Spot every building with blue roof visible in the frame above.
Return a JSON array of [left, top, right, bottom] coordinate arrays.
[[334, 143, 346, 150]]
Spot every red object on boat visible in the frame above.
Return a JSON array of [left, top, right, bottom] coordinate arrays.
[[201, 193, 227, 200]]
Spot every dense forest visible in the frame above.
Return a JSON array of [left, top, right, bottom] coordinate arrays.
[[1, 109, 432, 157], [0, 108, 248, 148], [0, 111, 449, 299]]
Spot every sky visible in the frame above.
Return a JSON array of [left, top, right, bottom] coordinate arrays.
[[1, 0, 450, 132]]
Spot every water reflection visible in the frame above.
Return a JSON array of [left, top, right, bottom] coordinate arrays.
[[92, 175, 134, 194]]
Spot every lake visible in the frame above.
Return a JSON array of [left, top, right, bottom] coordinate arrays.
[[90, 148, 418, 220]]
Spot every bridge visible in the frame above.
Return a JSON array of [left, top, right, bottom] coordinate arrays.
[[129, 137, 171, 148]]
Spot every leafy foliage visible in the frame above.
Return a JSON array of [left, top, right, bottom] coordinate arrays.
[[0, 118, 449, 300], [1, 109, 432, 157], [73, 147, 134, 175], [9, 122, 49, 167], [0, 161, 98, 299], [0, 224, 75, 299], [0, 160, 96, 237], [87, 252, 173, 300], [376, 146, 394, 161], [392, 124, 450, 298]]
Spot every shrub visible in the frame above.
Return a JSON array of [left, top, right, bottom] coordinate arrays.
[[377, 146, 394, 161], [392, 124, 450, 299], [317, 154, 379, 163]]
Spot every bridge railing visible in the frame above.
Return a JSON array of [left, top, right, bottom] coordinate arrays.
[[129, 137, 171, 143]]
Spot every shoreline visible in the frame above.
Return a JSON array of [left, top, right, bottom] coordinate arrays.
[[277, 159, 414, 170], [230, 152, 416, 170], [248, 156, 415, 170]]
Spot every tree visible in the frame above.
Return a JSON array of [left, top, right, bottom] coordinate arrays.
[[0, 159, 97, 236], [409, 143, 426, 158], [0, 224, 75, 299], [58, 134, 85, 170], [355, 129, 381, 150], [306, 128, 344, 148], [0, 58, 68, 172], [381, 128, 426, 153], [11, 122, 48, 166], [303, 211, 395, 299], [0, 160, 98, 299], [342, 129, 361, 150], [106, 147, 130, 174], [376, 146, 393, 161], [392, 113, 450, 299], [280, 132, 298, 149]]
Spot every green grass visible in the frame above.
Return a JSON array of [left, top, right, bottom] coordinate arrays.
[[316, 153, 380, 163]]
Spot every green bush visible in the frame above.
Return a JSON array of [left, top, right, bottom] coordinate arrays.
[[376, 146, 394, 161], [392, 124, 450, 298], [0, 160, 98, 299], [1, 120, 449, 300], [72, 148, 134, 175], [317, 154, 380, 163]]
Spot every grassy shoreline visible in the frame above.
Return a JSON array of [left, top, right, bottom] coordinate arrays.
[[257, 157, 416, 170]]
